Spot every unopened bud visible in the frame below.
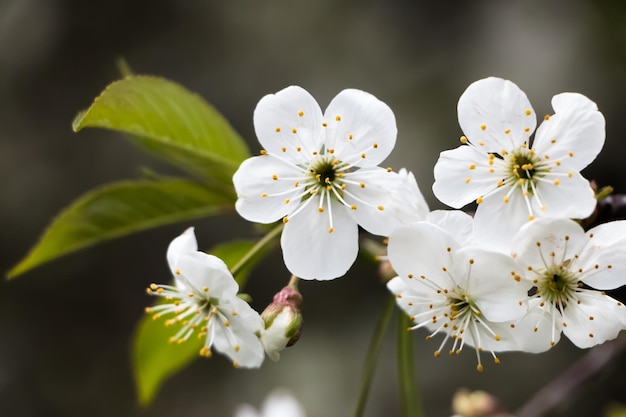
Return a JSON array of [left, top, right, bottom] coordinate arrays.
[[260, 286, 303, 361], [452, 389, 513, 417]]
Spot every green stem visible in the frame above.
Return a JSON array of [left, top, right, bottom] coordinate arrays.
[[398, 312, 424, 417], [351, 294, 396, 417], [230, 224, 283, 278]]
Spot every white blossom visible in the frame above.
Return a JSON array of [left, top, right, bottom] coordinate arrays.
[[234, 389, 306, 417], [146, 228, 265, 368], [233, 86, 427, 280], [433, 77, 605, 250], [387, 221, 528, 371], [511, 218, 626, 352]]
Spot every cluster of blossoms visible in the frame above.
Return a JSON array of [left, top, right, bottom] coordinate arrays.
[[388, 77, 626, 369], [146, 77, 626, 376]]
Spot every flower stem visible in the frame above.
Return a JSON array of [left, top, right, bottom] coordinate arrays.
[[397, 311, 424, 417], [230, 224, 283, 278], [351, 294, 395, 417]]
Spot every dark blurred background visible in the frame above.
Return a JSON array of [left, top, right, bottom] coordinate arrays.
[[3, 0, 626, 416]]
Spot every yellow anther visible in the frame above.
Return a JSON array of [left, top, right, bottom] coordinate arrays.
[[568, 171, 573, 178], [480, 124, 486, 130], [294, 181, 299, 187], [373, 143, 378, 149], [348, 134, 353, 140], [328, 227, 334, 233], [503, 196, 509, 203], [465, 177, 471, 184], [145, 307, 153, 313], [476, 364, 484, 372], [296, 147, 301, 152], [377, 205, 384, 211], [284, 199, 290, 204], [272, 174, 278, 180], [497, 180, 504, 187], [283, 216, 289, 223], [469, 163, 476, 170], [281, 147, 286, 152], [351, 205, 357, 210], [361, 153, 366, 158], [341, 184, 346, 190], [335, 115, 341, 121], [478, 141, 485, 146], [292, 128, 297, 134], [233, 361, 239, 368], [156, 288, 164, 294], [541, 206, 547, 211], [525, 109, 532, 116], [318, 207, 324, 213], [524, 127, 530, 132], [460, 136, 468, 144], [553, 179, 560, 186], [203, 286, 209, 292], [275, 127, 281, 132], [528, 215, 535, 221], [568, 151, 574, 157], [322, 122, 328, 127], [261, 193, 268, 197], [386, 167, 392, 172], [360, 182, 365, 188], [504, 129, 510, 134], [298, 110, 304, 117], [260, 149, 267, 155], [544, 114, 550, 120]]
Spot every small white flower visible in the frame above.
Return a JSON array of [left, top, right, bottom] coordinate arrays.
[[146, 228, 265, 368], [234, 86, 426, 280], [234, 389, 306, 417], [433, 77, 605, 250], [387, 220, 528, 371], [511, 218, 626, 352]]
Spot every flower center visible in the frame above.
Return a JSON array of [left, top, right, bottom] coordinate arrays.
[[304, 154, 347, 198], [506, 148, 545, 187], [145, 281, 225, 357], [536, 264, 579, 307]]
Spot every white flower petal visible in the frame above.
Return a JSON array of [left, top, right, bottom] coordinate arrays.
[[578, 221, 626, 289], [426, 210, 474, 247], [533, 172, 596, 219], [512, 301, 562, 353], [457, 77, 536, 153], [533, 93, 605, 171], [511, 218, 587, 268], [345, 168, 412, 236], [323, 89, 396, 167], [254, 86, 324, 155], [396, 168, 430, 222], [433, 145, 500, 208], [473, 187, 531, 252], [166, 227, 198, 275], [234, 155, 304, 224], [174, 252, 239, 297], [212, 297, 264, 368], [281, 200, 358, 280], [261, 389, 307, 417], [388, 223, 458, 289], [561, 291, 626, 348], [454, 248, 527, 322]]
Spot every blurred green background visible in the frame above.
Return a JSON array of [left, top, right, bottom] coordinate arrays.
[[3, 0, 626, 416]]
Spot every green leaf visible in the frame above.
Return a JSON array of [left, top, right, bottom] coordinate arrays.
[[72, 76, 250, 189], [133, 239, 272, 406], [8, 178, 233, 279], [133, 308, 204, 407]]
